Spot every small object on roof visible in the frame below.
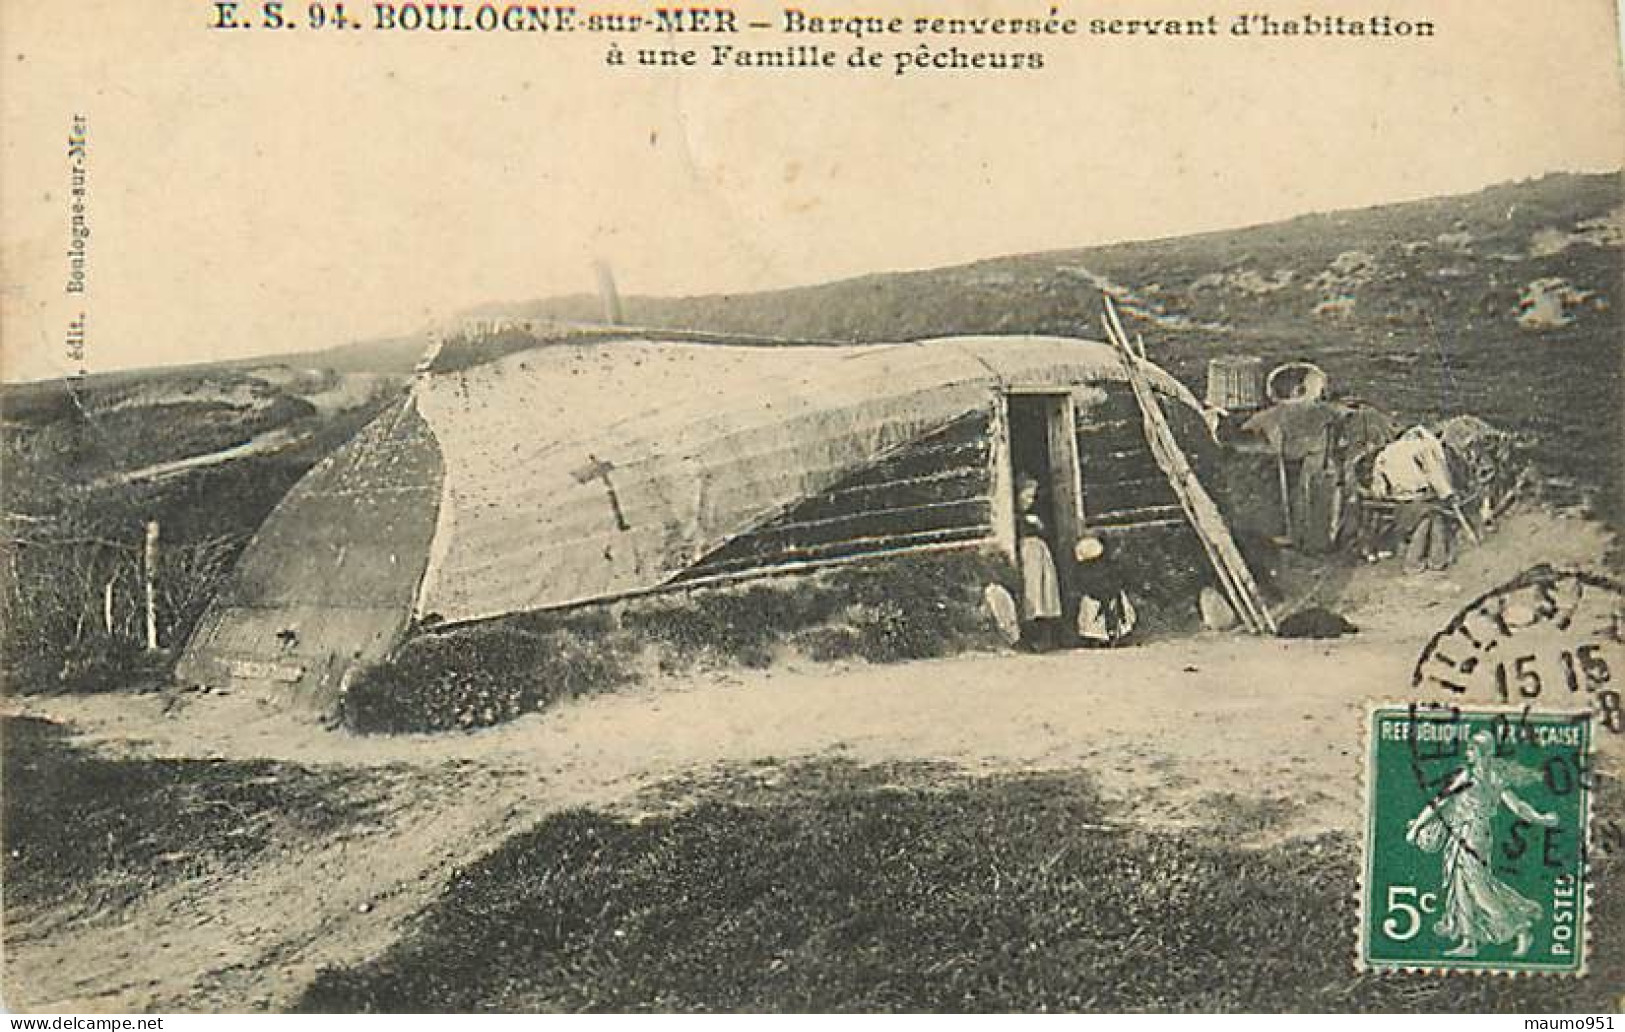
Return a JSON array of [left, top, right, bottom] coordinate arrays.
[[1074, 536, 1105, 563], [1266, 362, 1329, 404], [1205, 355, 1266, 411], [983, 584, 1022, 646]]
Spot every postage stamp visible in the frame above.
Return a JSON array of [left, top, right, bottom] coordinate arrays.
[[1360, 704, 1593, 975]]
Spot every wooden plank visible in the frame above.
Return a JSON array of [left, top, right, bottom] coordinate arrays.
[[989, 393, 1017, 566], [1093, 518, 1188, 534], [1101, 297, 1276, 634], [720, 498, 990, 551], [1083, 477, 1178, 514], [1045, 393, 1087, 576], [1087, 474, 1173, 495], [1088, 503, 1187, 526], [795, 467, 989, 520], [678, 525, 992, 578], [1076, 416, 1141, 435], [1086, 445, 1150, 464]]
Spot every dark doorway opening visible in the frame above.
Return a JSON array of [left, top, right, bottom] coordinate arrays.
[[1005, 393, 1085, 631], [1008, 396, 1061, 532]]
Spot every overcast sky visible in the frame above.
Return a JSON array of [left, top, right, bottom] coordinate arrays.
[[3, 0, 1622, 382]]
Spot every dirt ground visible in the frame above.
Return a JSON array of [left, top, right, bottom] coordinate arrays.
[[4, 505, 1621, 1013]]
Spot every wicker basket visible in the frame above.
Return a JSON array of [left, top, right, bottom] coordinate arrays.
[[1267, 361, 1329, 403], [1205, 355, 1265, 411]]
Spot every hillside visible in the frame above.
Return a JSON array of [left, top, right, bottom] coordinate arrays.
[[15, 172, 1615, 385], [473, 172, 1621, 347], [469, 170, 1622, 520]]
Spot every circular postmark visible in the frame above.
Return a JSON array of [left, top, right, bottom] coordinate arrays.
[[1412, 567, 1625, 735]]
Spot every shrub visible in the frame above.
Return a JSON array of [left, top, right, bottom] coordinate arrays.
[[824, 550, 1014, 662], [789, 626, 862, 663], [342, 548, 1017, 733], [617, 550, 1012, 669], [54, 635, 168, 694], [620, 583, 841, 661], [339, 624, 633, 734], [844, 601, 942, 663]]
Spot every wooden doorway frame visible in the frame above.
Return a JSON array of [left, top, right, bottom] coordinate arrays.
[[994, 389, 1086, 581]]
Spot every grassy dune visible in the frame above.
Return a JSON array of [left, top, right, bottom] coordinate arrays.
[[297, 760, 1624, 1013], [2, 717, 376, 915]]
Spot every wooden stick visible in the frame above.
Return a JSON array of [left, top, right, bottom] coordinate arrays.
[[1276, 444, 1295, 543], [144, 520, 160, 651], [1449, 499, 1481, 546]]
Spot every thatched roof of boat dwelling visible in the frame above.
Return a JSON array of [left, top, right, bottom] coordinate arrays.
[[411, 334, 1200, 625], [176, 331, 1203, 699]]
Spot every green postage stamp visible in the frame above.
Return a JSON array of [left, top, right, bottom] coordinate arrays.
[[1361, 705, 1593, 975]]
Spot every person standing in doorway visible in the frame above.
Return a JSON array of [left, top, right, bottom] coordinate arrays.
[[1015, 473, 1064, 651]]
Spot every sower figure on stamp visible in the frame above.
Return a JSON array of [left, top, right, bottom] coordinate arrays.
[[1014, 473, 1065, 651], [1404, 730, 1558, 958]]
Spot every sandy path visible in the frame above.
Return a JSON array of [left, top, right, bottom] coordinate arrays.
[[4, 507, 1619, 1012], [3, 640, 1397, 1012]]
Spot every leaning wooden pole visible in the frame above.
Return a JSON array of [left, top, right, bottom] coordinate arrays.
[[1100, 297, 1276, 634], [143, 520, 160, 650]]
